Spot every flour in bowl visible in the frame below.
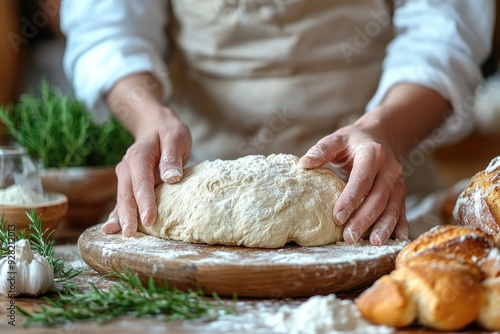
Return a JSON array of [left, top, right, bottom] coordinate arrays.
[[0, 184, 47, 205]]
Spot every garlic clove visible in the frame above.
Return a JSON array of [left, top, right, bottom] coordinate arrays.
[[23, 253, 54, 296]]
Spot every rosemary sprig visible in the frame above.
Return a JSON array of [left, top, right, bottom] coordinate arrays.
[[0, 214, 12, 258], [25, 210, 82, 283], [18, 270, 235, 327], [0, 209, 82, 283]]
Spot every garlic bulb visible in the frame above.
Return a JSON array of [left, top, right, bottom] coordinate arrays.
[[0, 239, 54, 297]]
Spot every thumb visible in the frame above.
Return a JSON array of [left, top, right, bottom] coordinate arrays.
[[159, 123, 192, 184], [299, 136, 341, 169]]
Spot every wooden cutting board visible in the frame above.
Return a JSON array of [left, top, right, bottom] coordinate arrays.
[[78, 223, 406, 298]]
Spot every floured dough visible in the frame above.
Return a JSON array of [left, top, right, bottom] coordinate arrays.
[[139, 154, 345, 248]]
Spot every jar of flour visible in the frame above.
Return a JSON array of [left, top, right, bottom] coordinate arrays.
[[0, 144, 46, 205]]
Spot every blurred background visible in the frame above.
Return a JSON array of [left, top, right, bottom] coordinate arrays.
[[1, 0, 500, 187], [1, 0, 69, 104]]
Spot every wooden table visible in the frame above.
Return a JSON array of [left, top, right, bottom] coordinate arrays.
[[0, 222, 495, 334]]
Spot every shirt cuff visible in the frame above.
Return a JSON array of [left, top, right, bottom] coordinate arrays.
[[72, 39, 172, 124]]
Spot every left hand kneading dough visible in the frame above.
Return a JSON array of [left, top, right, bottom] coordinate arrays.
[[140, 154, 345, 248]]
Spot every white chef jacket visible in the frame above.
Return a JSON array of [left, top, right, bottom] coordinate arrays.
[[60, 0, 494, 201]]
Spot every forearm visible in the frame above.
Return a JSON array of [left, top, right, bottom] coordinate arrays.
[[365, 1, 493, 147], [358, 83, 451, 158], [104, 72, 178, 138]]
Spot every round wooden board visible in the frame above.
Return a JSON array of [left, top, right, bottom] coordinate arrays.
[[78, 223, 407, 298]]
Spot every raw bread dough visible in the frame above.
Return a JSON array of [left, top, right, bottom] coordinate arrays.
[[139, 154, 345, 248]]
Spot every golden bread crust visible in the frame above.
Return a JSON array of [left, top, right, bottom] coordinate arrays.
[[355, 275, 416, 328], [392, 263, 481, 331], [396, 225, 495, 268]]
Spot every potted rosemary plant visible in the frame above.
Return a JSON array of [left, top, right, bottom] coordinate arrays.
[[0, 80, 134, 228]]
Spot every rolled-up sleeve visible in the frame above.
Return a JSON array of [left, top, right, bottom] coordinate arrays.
[[367, 0, 495, 143], [60, 0, 170, 122]]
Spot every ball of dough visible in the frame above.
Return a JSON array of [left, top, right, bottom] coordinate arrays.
[[139, 154, 345, 248]]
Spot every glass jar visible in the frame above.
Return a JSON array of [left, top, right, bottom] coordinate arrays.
[[0, 143, 43, 193]]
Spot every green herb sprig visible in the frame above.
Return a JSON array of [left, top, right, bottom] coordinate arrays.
[[18, 270, 235, 327], [0, 209, 82, 283], [0, 79, 134, 168]]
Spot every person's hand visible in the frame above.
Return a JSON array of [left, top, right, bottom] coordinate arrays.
[[299, 82, 453, 245], [299, 121, 409, 246], [102, 111, 192, 237]]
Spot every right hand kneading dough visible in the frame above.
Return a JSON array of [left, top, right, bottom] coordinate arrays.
[[139, 154, 345, 248]]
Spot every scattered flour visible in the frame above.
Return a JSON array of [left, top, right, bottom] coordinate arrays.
[[0, 184, 47, 205], [265, 295, 393, 334], [186, 296, 393, 334], [54, 245, 90, 270]]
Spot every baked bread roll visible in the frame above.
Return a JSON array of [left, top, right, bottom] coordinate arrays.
[[453, 156, 500, 245], [356, 247, 482, 330], [356, 225, 499, 331]]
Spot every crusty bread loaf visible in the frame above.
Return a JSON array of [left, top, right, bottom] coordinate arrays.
[[453, 156, 500, 245], [356, 225, 500, 331]]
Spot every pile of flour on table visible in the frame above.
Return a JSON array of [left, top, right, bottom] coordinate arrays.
[[265, 294, 393, 334], [195, 294, 394, 334]]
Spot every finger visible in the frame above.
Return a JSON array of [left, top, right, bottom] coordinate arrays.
[[394, 199, 410, 242], [102, 219, 121, 234], [115, 160, 140, 236], [102, 207, 121, 234], [342, 169, 392, 244], [299, 135, 344, 169], [334, 148, 382, 227], [368, 178, 406, 246], [125, 141, 159, 227]]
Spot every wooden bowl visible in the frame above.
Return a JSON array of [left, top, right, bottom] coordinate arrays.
[[0, 192, 68, 233], [40, 166, 117, 228]]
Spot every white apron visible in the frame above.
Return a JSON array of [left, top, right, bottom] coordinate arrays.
[[166, 0, 444, 201]]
